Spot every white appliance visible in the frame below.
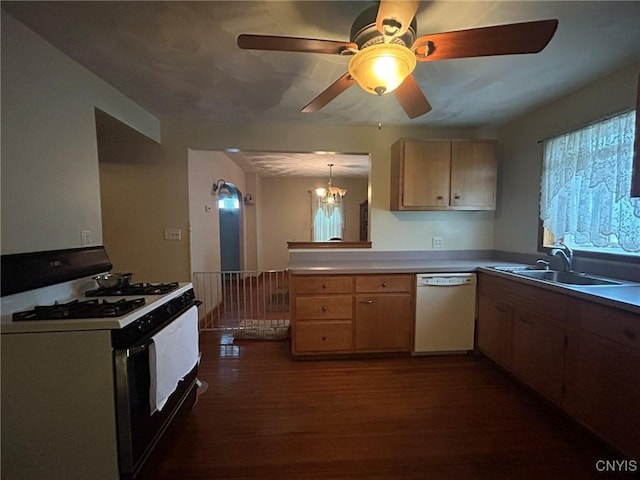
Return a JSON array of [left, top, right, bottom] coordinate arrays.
[[414, 273, 477, 353]]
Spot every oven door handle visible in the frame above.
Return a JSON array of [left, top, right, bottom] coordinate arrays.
[[125, 300, 202, 357]]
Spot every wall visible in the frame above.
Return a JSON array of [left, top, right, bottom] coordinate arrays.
[[162, 120, 491, 278], [0, 13, 159, 255], [495, 63, 639, 254], [97, 128, 191, 282], [188, 150, 248, 275], [259, 176, 369, 270]]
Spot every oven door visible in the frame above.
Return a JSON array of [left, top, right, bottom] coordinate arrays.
[[114, 305, 199, 478]]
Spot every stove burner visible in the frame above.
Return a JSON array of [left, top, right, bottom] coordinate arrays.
[[13, 298, 146, 321], [85, 282, 179, 297]]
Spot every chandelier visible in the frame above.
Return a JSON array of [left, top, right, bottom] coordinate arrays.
[[315, 163, 347, 215]]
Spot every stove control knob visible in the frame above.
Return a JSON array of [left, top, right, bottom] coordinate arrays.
[[166, 304, 175, 316]]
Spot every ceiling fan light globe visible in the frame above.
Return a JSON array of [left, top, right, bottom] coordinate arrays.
[[348, 43, 416, 95]]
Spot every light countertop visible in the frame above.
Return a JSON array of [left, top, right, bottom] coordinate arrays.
[[287, 256, 639, 315]]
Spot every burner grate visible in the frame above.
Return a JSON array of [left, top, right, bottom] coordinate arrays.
[[85, 282, 179, 297], [13, 298, 146, 321]]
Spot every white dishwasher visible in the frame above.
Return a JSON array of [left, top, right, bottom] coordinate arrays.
[[414, 273, 476, 354]]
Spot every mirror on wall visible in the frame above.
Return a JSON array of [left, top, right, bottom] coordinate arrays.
[[224, 150, 371, 247]]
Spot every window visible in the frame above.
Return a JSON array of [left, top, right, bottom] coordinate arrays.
[[540, 110, 639, 257], [312, 197, 344, 242]]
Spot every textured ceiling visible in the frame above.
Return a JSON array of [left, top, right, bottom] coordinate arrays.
[[225, 151, 370, 177], [3, 1, 639, 176]]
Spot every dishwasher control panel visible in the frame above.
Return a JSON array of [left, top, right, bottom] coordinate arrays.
[[417, 273, 476, 287]]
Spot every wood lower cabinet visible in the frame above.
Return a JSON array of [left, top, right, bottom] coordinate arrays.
[[511, 309, 566, 404], [477, 274, 568, 406], [477, 272, 639, 458], [477, 295, 513, 368], [568, 301, 640, 459], [355, 293, 412, 352], [291, 275, 353, 355], [291, 273, 413, 356]]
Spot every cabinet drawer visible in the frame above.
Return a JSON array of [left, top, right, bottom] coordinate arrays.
[[355, 275, 412, 293], [293, 276, 352, 294], [577, 301, 639, 350], [294, 321, 352, 353], [295, 295, 352, 320]]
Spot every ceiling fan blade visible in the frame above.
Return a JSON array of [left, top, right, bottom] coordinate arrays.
[[413, 19, 558, 61], [393, 75, 432, 119], [376, 0, 419, 37], [237, 34, 357, 55], [301, 73, 356, 113]]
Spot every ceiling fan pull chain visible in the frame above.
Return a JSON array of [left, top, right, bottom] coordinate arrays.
[[377, 95, 382, 130]]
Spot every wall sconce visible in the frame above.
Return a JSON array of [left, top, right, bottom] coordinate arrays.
[[244, 194, 255, 206], [212, 179, 231, 196]]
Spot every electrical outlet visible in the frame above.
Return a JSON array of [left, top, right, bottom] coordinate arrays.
[[432, 236, 444, 248], [164, 228, 182, 241], [81, 230, 92, 246]]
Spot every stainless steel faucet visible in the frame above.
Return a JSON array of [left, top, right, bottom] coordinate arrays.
[[550, 242, 573, 271]]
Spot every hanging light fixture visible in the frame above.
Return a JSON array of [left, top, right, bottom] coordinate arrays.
[[315, 163, 347, 215], [348, 43, 416, 96]]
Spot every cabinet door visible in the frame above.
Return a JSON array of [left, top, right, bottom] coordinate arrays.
[[355, 294, 412, 352], [511, 309, 566, 404], [476, 294, 512, 368], [573, 329, 640, 458], [450, 141, 497, 209], [401, 140, 450, 208]]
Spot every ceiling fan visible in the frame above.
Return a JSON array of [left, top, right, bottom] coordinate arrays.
[[237, 0, 558, 119]]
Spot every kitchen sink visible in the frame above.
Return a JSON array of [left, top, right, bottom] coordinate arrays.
[[510, 270, 622, 286]]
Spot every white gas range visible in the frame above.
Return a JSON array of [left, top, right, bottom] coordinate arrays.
[[1, 246, 201, 480]]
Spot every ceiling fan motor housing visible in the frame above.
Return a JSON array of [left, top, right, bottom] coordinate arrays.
[[350, 5, 417, 49]]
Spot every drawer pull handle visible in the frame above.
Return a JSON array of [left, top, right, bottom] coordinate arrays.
[[321, 306, 328, 312], [381, 283, 387, 288], [322, 284, 327, 289], [623, 329, 636, 341], [359, 300, 375, 304], [454, 194, 461, 200], [437, 195, 444, 200], [321, 336, 327, 341]]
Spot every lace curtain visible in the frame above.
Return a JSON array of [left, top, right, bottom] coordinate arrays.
[[312, 198, 344, 241], [540, 110, 640, 252]]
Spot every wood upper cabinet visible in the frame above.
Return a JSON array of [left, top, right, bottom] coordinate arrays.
[[450, 141, 497, 208], [390, 138, 497, 211]]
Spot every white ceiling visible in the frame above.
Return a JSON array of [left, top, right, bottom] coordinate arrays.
[[3, 0, 639, 175]]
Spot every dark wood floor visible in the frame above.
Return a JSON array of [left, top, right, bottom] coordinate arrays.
[[143, 332, 631, 479]]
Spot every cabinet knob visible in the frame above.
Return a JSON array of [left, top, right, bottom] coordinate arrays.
[[381, 282, 387, 288], [321, 305, 328, 312], [436, 195, 444, 200], [321, 336, 327, 341], [454, 194, 461, 200], [321, 284, 327, 289]]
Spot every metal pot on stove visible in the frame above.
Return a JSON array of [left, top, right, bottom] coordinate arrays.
[[92, 272, 133, 289]]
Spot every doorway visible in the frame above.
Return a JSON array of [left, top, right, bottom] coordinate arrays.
[[218, 183, 242, 272]]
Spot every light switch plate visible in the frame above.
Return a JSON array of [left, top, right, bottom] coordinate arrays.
[[432, 236, 444, 248], [81, 230, 92, 246]]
